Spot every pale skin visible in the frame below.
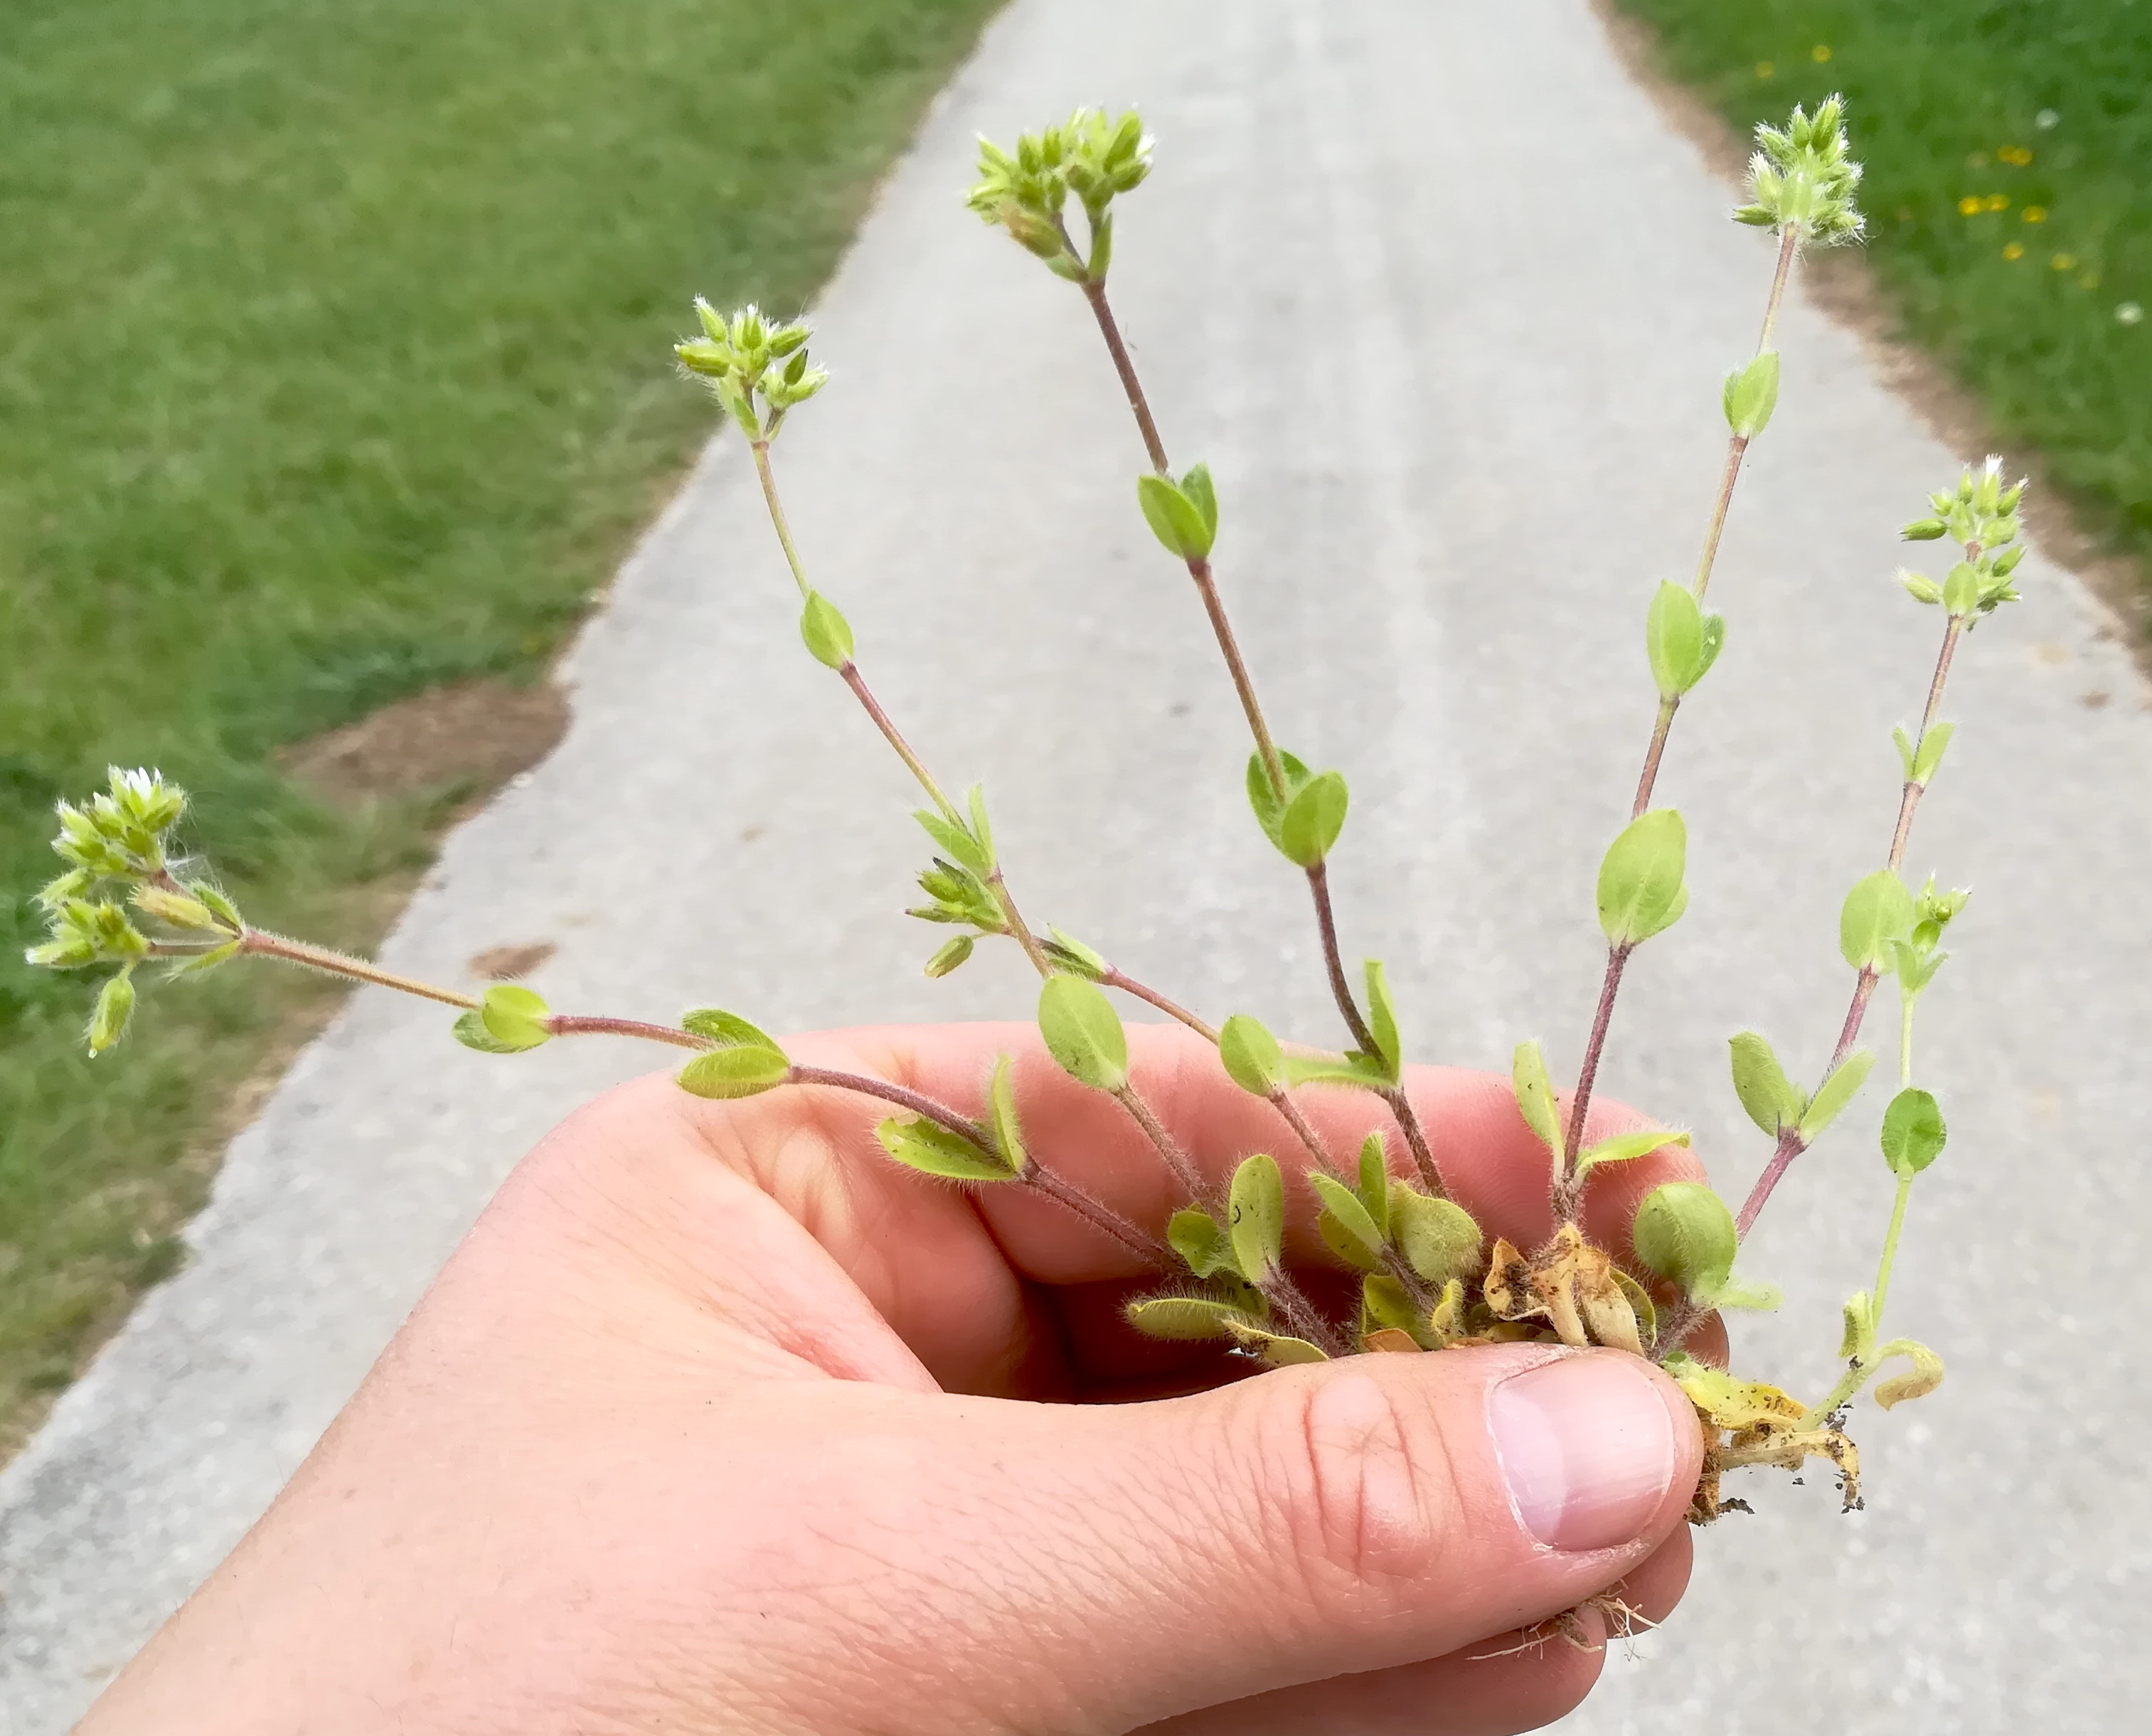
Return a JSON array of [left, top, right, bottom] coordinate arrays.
[[83, 1023, 1717, 1736]]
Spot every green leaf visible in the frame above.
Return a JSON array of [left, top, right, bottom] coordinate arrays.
[[681, 1008, 781, 1050], [1227, 1152, 1284, 1280], [1362, 959, 1401, 1082], [1126, 1296, 1258, 1342], [1722, 349, 1781, 437], [1646, 580, 1704, 699], [799, 590, 854, 669], [1873, 1337, 1945, 1409], [1575, 1127, 1690, 1180], [452, 1010, 536, 1055], [188, 882, 244, 928], [1362, 1273, 1422, 1338], [1042, 927, 1108, 979], [478, 983, 552, 1050], [1037, 974, 1129, 1092], [923, 935, 974, 977], [1728, 1031, 1805, 1136], [1168, 1208, 1239, 1279], [1631, 1182, 1737, 1304], [1596, 809, 1688, 946], [1880, 1086, 1946, 1178], [1245, 747, 1311, 848], [166, 939, 241, 976], [1798, 1049, 1875, 1142], [966, 785, 995, 861], [1511, 1039, 1563, 1162], [1308, 1171, 1386, 1263], [1136, 472, 1214, 560], [1280, 1050, 1392, 1092], [1277, 770, 1349, 867], [915, 808, 991, 878], [1911, 723, 1955, 784], [1839, 870, 1915, 971], [1693, 612, 1726, 686], [1356, 1133, 1390, 1231], [1218, 1013, 1287, 1097], [1892, 724, 1917, 782], [1180, 462, 1219, 542], [1317, 1206, 1384, 1272], [986, 1055, 1029, 1173], [676, 1045, 791, 1099], [1221, 1319, 1329, 1366], [1612, 1269, 1658, 1346], [874, 1114, 1018, 1181], [1942, 560, 1981, 616], [1390, 1188, 1484, 1285]]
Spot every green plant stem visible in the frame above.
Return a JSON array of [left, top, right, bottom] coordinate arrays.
[[1798, 1172, 1915, 1432], [836, 662, 962, 821], [1254, 1271, 1348, 1358], [784, 1063, 1167, 1266], [1737, 609, 1968, 1240], [1570, 225, 1801, 1218], [1870, 1174, 1914, 1327], [750, 440, 813, 600], [1098, 966, 1218, 1043], [238, 930, 481, 1010]]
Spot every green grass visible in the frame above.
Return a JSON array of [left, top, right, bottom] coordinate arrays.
[[0, 0, 1003, 1449], [1617, 0, 2152, 595]]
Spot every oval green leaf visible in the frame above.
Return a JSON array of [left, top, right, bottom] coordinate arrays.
[[1038, 974, 1129, 1093]]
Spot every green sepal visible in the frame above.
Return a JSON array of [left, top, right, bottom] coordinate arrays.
[[1575, 1127, 1690, 1180], [1278, 770, 1349, 868], [1308, 1171, 1386, 1266], [1728, 1031, 1806, 1136], [1511, 1039, 1563, 1166], [1218, 1013, 1287, 1097], [1390, 1188, 1484, 1285], [1900, 518, 1949, 541], [924, 935, 975, 977], [676, 1045, 792, 1099], [1631, 1181, 1737, 1304], [1722, 349, 1781, 437], [1596, 809, 1689, 946], [1126, 1296, 1259, 1342], [986, 1055, 1030, 1175], [1136, 472, 1215, 560], [874, 1114, 1019, 1181], [799, 591, 854, 669], [1037, 974, 1129, 1092], [1798, 1049, 1875, 1142], [87, 970, 136, 1055], [1880, 1086, 1946, 1177], [681, 1008, 782, 1050], [1839, 870, 1915, 971], [1362, 959, 1402, 1083], [1227, 1152, 1285, 1280], [1168, 1208, 1240, 1279]]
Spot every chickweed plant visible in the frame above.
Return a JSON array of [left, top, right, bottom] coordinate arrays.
[[28, 100, 2023, 1570]]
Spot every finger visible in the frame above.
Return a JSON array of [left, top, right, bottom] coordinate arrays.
[[882, 1342, 1702, 1733]]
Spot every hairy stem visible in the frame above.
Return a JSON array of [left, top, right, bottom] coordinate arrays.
[[238, 930, 480, 1010], [549, 1016, 710, 1050], [1255, 1270, 1348, 1358], [1099, 967, 1218, 1043], [750, 441, 814, 600], [1557, 944, 1633, 1209], [1737, 611, 1968, 1239], [1112, 1085, 1205, 1201], [837, 662, 961, 819]]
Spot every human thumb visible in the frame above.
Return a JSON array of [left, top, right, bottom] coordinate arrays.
[[913, 1343, 1701, 1732]]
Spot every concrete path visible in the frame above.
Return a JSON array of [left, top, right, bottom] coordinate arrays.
[[6, 1, 2149, 1729]]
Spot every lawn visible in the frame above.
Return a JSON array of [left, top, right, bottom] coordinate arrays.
[[0, 0, 1003, 1452], [1615, 0, 2152, 603]]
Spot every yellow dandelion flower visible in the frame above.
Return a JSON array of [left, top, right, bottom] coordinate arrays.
[[2052, 253, 2077, 272], [2023, 206, 2047, 223], [1812, 44, 1833, 62], [1755, 60, 1774, 78], [1985, 193, 2010, 211], [2003, 242, 2025, 260], [1959, 195, 1983, 216]]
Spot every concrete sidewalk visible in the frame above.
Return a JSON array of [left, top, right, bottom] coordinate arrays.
[[6, 1, 2149, 1729]]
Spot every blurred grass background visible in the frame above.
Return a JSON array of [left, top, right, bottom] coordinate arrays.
[[1616, 0, 2152, 609], [0, 0, 1001, 1452]]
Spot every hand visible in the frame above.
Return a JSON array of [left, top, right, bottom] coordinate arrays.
[[84, 1022, 1711, 1735]]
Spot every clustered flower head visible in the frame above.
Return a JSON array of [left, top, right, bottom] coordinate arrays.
[[1896, 457, 2029, 617], [966, 107, 1151, 281], [673, 301, 826, 442], [1735, 95, 1865, 244]]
